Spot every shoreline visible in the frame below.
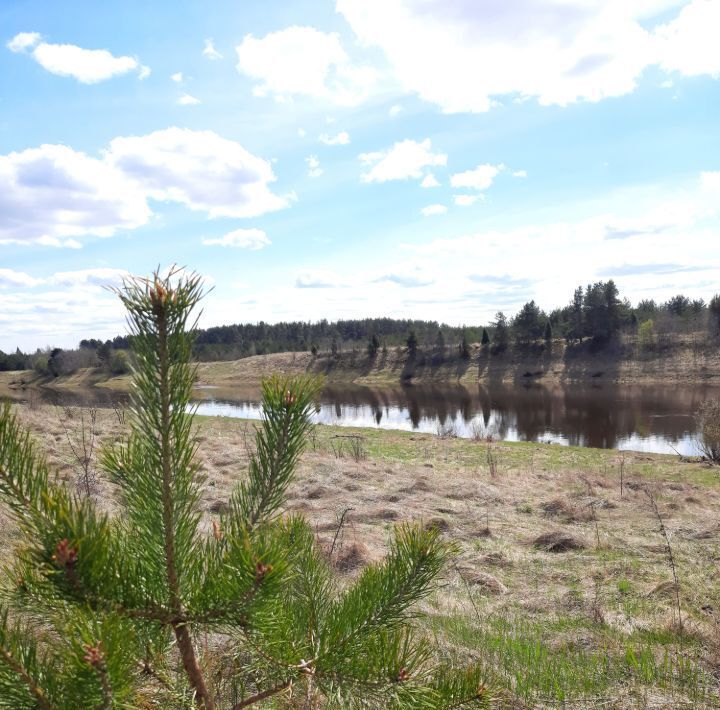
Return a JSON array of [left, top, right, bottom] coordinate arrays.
[[2, 336, 720, 396]]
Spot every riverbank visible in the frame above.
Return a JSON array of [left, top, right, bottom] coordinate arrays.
[[5, 402, 719, 707], [2, 334, 719, 397]]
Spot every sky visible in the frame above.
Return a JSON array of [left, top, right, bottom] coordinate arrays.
[[1, 0, 719, 351]]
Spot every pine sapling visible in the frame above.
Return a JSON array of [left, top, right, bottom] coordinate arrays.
[[0, 267, 490, 709]]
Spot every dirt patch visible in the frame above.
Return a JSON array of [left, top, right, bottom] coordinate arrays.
[[533, 531, 586, 552], [334, 542, 370, 572], [460, 569, 508, 595]]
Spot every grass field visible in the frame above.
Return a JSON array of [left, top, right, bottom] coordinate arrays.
[[4, 402, 720, 707]]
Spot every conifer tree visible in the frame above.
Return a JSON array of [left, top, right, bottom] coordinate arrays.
[[481, 328, 490, 347], [0, 268, 488, 709], [406, 330, 419, 357], [367, 333, 380, 359], [459, 332, 470, 360], [543, 320, 553, 343]]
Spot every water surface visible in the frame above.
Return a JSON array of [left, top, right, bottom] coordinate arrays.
[[192, 382, 720, 456]]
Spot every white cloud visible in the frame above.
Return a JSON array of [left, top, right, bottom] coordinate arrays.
[[319, 131, 350, 145], [49, 268, 129, 288], [0, 144, 150, 246], [306, 155, 323, 178], [454, 194, 481, 207], [512, 170, 528, 178], [375, 268, 434, 287], [360, 138, 447, 183], [0, 128, 289, 247], [701, 171, 720, 193], [178, 93, 201, 105], [138, 65, 151, 80], [295, 270, 342, 288], [450, 163, 503, 191], [420, 204, 447, 216], [203, 38, 222, 60], [171, 71, 183, 83], [0, 269, 41, 288], [389, 104, 402, 116], [202, 228, 270, 250], [235, 26, 375, 105], [6, 32, 41, 53], [420, 173, 440, 188], [106, 127, 291, 218], [8, 33, 147, 83], [337, 0, 720, 113], [655, 0, 720, 77], [297, 128, 307, 138]]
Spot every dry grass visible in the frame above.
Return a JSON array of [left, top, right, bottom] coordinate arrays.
[[4, 403, 720, 707]]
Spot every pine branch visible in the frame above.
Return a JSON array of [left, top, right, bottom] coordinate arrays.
[[0, 609, 54, 709], [229, 375, 322, 531], [231, 678, 293, 709]]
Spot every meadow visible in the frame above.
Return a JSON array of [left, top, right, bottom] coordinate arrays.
[[6, 401, 720, 707]]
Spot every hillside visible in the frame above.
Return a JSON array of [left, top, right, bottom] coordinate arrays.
[[2, 334, 719, 399]]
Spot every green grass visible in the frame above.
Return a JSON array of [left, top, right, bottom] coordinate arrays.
[[429, 613, 716, 705]]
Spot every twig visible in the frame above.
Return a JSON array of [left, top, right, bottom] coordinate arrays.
[[645, 489, 683, 635], [329, 507, 354, 560], [231, 679, 293, 709]]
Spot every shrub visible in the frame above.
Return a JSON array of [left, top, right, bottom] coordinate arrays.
[[638, 319, 656, 351], [108, 350, 131, 375], [0, 268, 488, 708], [696, 399, 720, 463]]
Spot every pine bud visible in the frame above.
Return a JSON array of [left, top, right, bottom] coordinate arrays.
[[255, 561, 273, 583], [396, 667, 410, 682], [284, 390, 296, 407], [212, 520, 223, 541], [149, 278, 175, 319], [83, 642, 104, 669], [52, 539, 78, 569]]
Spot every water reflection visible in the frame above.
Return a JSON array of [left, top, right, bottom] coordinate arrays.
[[10, 381, 717, 455], [193, 382, 720, 456]]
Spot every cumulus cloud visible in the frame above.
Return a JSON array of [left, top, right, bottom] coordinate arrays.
[[203, 38, 222, 60], [319, 131, 350, 145], [0, 269, 41, 288], [49, 268, 129, 288], [420, 204, 447, 216], [106, 127, 291, 218], [178, 93, 201, 105], [336, 0, 720, 113], [306, 155, 323, 178], [171, 72, 183, 83], [512, 170, 528, 178], [654, 0, 720, 78], [202, 228, 270, 249], [236, 26, 375, 105], [0, 128, 289, 246], [389, 104, 402, 116], [450, 164, 503, 191], [454, 194, 480, 207], [6, 32, 41, 53], [0, 144, 150, 246], [360, 138, 447, 183], [375, 268, 434, 287], [7, 32, 147, 83], [295, 270, 342, 288], [402, 171, 720, 314], [420, 173, 440, 188]]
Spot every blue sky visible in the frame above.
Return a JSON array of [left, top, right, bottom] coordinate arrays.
[[1, 0, 719, 350]]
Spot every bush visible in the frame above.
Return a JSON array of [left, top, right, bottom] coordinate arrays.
[[0, 268, 488, 708], [108, 350, 131, 375], [696, 399, 720, 463], [638, 319, 656, 351]]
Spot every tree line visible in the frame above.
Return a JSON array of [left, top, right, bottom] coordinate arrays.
[[2, 281, 719, 373]]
